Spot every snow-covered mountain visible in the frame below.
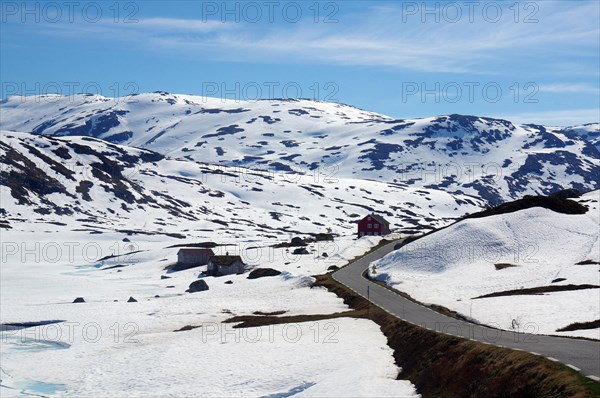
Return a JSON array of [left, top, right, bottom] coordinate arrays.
[[1, 130, 430, 397], [562, 123, 600, 150], [1, 92, 599, 206], [0, 131, 484, 236]]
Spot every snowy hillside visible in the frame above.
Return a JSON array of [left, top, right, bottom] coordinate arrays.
[[562, 123, 600, 150], [1, 217, 420, 397], [1, 93, 599, 205], [0, 130, 437, 397], [0, 130, 484, 236], [1, 93, 599, 396], [371, 190, 600, 339]]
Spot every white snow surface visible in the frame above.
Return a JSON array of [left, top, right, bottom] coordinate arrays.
[[372, 191, 600, 339], [1, 224, 418, 397]]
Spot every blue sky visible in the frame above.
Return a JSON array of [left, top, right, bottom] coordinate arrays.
[[1, 1, 599, 125]]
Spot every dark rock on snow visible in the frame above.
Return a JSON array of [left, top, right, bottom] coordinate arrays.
[[315, 233, 334, 241], [187, 279, 209, 293], [290, 237, 305, 246], [247, 268, 282, 279]]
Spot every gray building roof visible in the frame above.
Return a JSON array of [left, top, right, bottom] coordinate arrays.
[[177, 248, 214, 256], [368, 213, 389, 225], [209, 255, 244, 266]]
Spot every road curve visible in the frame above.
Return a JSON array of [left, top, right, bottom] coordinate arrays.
[[333, 239, 600, 381]]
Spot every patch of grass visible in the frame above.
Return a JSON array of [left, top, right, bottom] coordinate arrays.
[[494, 263, 518, 270], [173, 325, 202, 332], [313, 272, 600, 397], [576, 260, 600, 265], [473, 284, 600, 299], [557, 320, 600, 332], [224, 310, 361, 328], [252, 310, 287, 316], [165, 242, 220, 249]]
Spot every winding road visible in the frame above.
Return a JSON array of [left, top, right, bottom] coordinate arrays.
[[333, 239, 600, 381]]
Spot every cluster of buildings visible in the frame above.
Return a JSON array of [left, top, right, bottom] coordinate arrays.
[[176, 213, 391, 274], [176, 249, 245, 276]]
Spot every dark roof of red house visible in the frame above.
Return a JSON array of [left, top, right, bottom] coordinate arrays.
[[363, 213, 389, 225], [177, 248, 214, 255], [209, 255, 244, 266]]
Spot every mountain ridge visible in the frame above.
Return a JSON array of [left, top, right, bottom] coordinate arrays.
[[1, 92, 598, 207], [1, 130, 486, 237]]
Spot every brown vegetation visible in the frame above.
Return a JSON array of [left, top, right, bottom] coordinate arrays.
[[494, 263, 519, 270], [575, 260, 600, 265], [556, 320, 600, 332], [252, 310, 287, 316], [473, 284, 599, 299]]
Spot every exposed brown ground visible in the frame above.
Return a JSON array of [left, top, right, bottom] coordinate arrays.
[[473, 284, 600, 299]]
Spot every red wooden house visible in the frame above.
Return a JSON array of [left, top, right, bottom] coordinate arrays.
[[357, 213, 390, 238]]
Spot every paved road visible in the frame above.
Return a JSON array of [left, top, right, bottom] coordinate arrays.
[[333, 239, 600, 381]]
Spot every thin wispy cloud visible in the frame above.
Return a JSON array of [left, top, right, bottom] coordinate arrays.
[[32, 15, 231, 41], [24, 1, 599, 76], [539, 83, 599, 95], [2, 0, 598, 124]]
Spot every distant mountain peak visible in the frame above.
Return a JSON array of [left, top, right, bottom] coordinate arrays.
[[1, 93, 598, 206]]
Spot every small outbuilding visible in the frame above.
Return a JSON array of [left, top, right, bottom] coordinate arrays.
[[175, 248, 214, 271], [357, 213, 390, 238], [207, 255, 246, 277]]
